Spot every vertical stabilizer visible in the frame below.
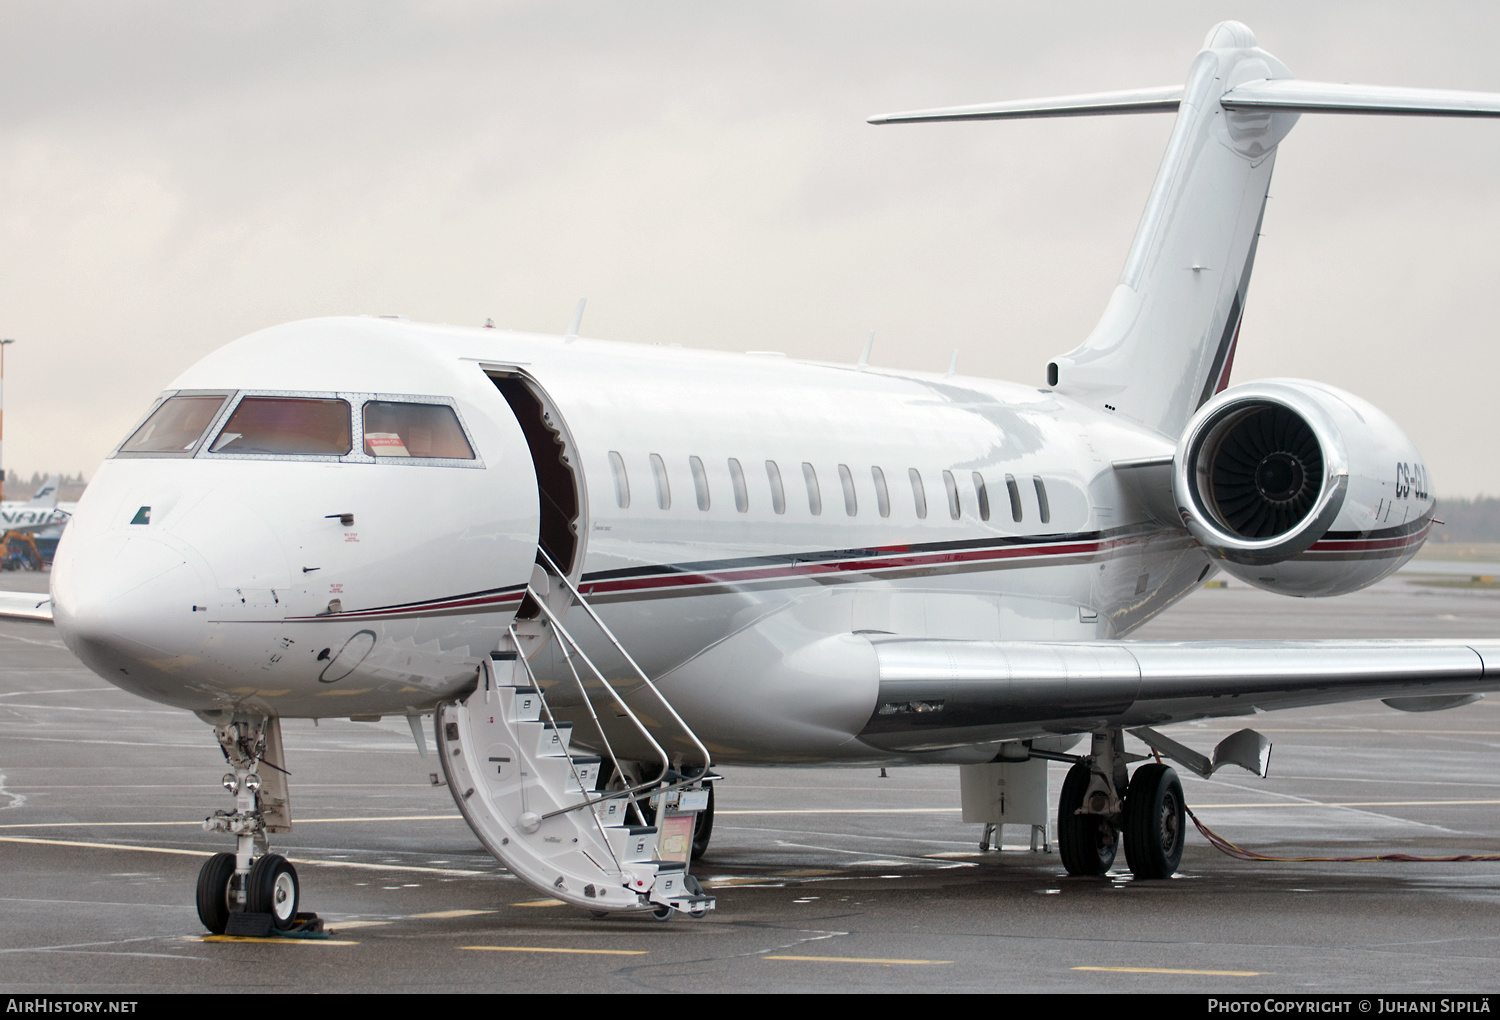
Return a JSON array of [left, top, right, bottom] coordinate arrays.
[[27, 475, 61, 508], [1047, 22, 1297, 436]]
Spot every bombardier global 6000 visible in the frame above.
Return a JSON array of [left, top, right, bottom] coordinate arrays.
[[3, 22, 1498, 931]]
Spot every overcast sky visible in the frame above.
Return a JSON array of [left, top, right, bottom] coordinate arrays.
[[2, 2, 1498, 495]]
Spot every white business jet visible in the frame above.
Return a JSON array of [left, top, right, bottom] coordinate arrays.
[[3, 21, 1499, 933]]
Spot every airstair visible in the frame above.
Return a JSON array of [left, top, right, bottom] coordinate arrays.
[[436, 551, 715, 918]]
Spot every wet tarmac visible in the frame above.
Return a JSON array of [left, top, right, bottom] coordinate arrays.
[[2, 567, 1499, 993]]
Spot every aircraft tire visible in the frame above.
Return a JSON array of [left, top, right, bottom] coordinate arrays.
[[247, 853, 300, 929], [195, 852, 236, 934], [1057, 761, 1118, 876], [1123, 763, 1185, 880]]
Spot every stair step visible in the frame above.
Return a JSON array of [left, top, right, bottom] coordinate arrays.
[[496, 685, 543, 723], [606, 824, 658, 863], [530, 753, 602, 794], [515, 719, 572, 757], [485, 651, 528, 688]]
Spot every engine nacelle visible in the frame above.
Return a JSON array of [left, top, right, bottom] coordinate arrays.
[[1173, 380, 1434, 596]]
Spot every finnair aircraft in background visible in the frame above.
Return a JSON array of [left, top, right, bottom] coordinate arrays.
[[0, 474, 70, 532], [2, 22, 1498, 933]]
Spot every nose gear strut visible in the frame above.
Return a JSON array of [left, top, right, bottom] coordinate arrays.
[[195, 714, 315, 934]]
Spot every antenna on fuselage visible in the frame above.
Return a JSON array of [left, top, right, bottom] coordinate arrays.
[[856, 330, 875, 370], [946, 350, 959, 377], [565, 298, 587, 342]]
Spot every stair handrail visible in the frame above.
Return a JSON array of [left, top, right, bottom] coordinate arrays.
[[535, 546, 714, 776], [523, 597, 676, 809]]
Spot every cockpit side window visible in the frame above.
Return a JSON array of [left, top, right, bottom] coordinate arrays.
[[362, 401, 475, 459], [117, 394, 229, 456], [209, 397, 352, 456]]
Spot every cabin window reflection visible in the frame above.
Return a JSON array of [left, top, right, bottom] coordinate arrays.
[[802, 463, 822, 516], [942, 470, 960, 520], [872, 466, 890, 518], [608, 451, 630, 509], [909, 468, 927, 520], [362, 401, 474, 459], [973, 472, 990, 522], [650, 453, 671, 510], [766, 460, 786, 515], [1005, 473, 1023, 522], [838, 464, 858, 517], [210, 397, 351, 456], [728, 458, 749, 513], [689, 455, 711, 511], [119, 394, 228, 455], [1034, 476, 1051, 524]]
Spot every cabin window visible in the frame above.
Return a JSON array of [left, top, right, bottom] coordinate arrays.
[[909, 468, 927, 520], [766, 460, 786, 515], [942, 470, 961, 520], [608, 451, 630, 509], [973, 472, 990, 521], [838, 464, 858, 517], [118, 394, 229, 455], [1005, 473, 1023, 522], [689, 455, 711, 511], [872, 466, 890, 518], [728, 458, 749, 512], [210, 397, 351, 456], [362, 401, 475, 459], [650, 453, 671, 510], [1034, 476, 1051, 524], [802, 463, 822, 516]]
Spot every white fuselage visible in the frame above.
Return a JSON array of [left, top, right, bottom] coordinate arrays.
[[48, 316, 1427, 764]]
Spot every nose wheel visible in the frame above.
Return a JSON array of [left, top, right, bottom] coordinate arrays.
[[248, 854, 301, 928], [195, 852, 237, 934]]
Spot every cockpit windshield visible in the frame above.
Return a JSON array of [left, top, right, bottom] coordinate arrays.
[[209, 397, 352, 456], [118, 394, 229, 455]]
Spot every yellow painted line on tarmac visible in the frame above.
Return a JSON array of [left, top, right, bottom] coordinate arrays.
[[718, 808, 960, 816], [0, 835, 489, 876], [199, 935, 360, 946], [510, 899, 567, 908], [1074, 966, 1265, 976], [0, 815, 463, 830], [764, 954, 951, 965], [411, 909, 496, 919], [1190, 798, 1500, 810], [326, 920, 392, 930], [462, 946, 647, 956]]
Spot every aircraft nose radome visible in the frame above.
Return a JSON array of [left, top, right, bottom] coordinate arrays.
[[52, 532, 209, 698]]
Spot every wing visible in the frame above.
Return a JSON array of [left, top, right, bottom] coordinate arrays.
[[0, 590, 54, 622], [857, 637, 1499, 753]]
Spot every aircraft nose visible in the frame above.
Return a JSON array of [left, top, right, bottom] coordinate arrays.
[[52, 530, 211, 704]]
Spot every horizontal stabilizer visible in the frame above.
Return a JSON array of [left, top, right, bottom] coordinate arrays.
[[867, 86, 1183, 125], [1221, 79, 1500, 117]]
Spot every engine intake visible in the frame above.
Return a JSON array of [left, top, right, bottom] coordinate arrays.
[[1205, 404, 1324, 539], [1175, 383, 1349, 566]]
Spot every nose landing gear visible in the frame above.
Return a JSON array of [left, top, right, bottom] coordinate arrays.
[[195, 714, 304, 934]]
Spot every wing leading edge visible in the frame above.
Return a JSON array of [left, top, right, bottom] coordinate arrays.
[[859, 637, 1500, 753], [0, 591, 53, 622]]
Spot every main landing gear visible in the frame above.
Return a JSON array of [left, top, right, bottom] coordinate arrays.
[[1057, 729, 1186, 880], [195, 714, 303, 934]]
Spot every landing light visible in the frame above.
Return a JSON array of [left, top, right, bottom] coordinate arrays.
[[221, 773, 239, 793], [244, 773, 263, 793]]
